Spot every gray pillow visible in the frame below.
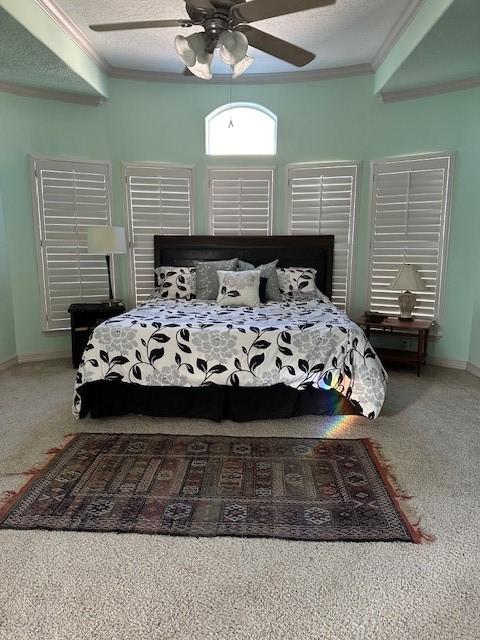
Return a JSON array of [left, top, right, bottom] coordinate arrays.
[[237, 259, 255, 271], [194, 258, 238, 299], [237, 259, 281, 301], [258, 260, 282, 301]]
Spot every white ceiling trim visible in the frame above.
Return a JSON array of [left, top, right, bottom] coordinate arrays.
[[371, 0, 426, 71], [0, 80, 105, 106], [380, 75, 480, 103], [110, 63, 372, 84], [35, 0, 112, 73]]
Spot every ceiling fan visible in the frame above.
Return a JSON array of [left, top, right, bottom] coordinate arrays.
[[90, 0, 336, 80]]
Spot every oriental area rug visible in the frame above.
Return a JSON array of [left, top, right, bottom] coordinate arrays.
[[0, 433, 431, 543]]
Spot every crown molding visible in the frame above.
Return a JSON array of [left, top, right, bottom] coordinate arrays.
[[380, 75, 480, 102], [109, 63, 373, 85], [35, 0, 112, 73], [0, 81, 105, 106], [371, 0, 426, 72]]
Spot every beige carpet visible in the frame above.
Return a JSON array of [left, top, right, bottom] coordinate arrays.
[[0, 360, 479, 640]]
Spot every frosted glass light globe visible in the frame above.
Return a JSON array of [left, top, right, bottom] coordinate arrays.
[[218, 31, 249, 65]]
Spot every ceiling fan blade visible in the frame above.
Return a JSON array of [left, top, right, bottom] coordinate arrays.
[[89, 19, 193, 32], [187, 0, 216, 10], [232, 0, 335, 23], [235, 25, 315, 66]]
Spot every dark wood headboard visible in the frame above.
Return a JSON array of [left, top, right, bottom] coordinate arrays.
[[154, 236, 334, 298], [153, 235, 334, 298]]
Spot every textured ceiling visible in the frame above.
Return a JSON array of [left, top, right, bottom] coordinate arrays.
[[0, 8, 96, 94], [383, 0, 480, 92], [54, 0, 416, 74]]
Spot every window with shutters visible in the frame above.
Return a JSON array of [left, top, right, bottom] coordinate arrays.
[[207, 168, 274, 235], [206, 103, 277, 155], [31, 157, 113, 332], [368, 153, 454, 321], [287, 162, 359, 310], [125, 163, 194, 304]]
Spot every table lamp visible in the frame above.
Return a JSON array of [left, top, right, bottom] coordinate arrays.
[[389, 263, 426, 321], [87, 226, 127, 306]]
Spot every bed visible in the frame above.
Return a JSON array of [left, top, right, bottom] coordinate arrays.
[[73, 235, 387, 421]]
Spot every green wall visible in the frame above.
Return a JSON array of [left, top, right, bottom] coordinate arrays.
[[470, 284, 480, 369], [1, 74, 479, 364], [468, 168, 480, 369], [0, 190, 16, 363]]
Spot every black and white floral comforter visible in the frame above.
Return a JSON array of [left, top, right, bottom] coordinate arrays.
[[73, 298, 387, 419]]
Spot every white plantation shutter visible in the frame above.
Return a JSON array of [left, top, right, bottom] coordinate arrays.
[[368, 154, 454, 321], [125, 163, 194, 304], [32, 157, 112, 331], [208, 168, 274, 235], [287, 163, 358, 309]]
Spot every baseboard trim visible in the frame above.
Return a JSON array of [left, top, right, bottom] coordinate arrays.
[[428, 357, 480, 378], [428, 356, 467, 370], [0, 356, 18, 372], [466, 361, 480, 378], [17, 350, 71, 364]]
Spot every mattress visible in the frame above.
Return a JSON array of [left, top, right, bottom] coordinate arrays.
[[73, 296, 387, 419]]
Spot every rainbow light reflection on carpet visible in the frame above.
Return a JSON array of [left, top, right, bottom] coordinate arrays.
[[315, 414, 361, 438], [313, 371, 362, 437]]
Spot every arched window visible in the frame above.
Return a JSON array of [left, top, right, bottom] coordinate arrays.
[[205, 103, 277, 155]]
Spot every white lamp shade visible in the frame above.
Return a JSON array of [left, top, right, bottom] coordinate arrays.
[[174, 35, 196, 67], [188, 58, 213, 79], [88, 226, 127, 254], [175, 32, 213, 79], [389, 263, 426, 291], [231, 54, 254, 79], [218, 31, 248, 65]]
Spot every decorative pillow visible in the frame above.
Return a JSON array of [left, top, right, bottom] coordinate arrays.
[[259, 277, 268, 304], [277, 267, 317, 297], [216, 270, 261, 307], [283, 288, 330, 303], [237, 259, 255, 271], [237, 259, 282, 301], [153, 266, 196, 300], [194, 258, 238, 300]]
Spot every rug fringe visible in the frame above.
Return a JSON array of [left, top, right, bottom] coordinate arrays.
[[0, 433, 78, 521], [363, 438, 436, 544]]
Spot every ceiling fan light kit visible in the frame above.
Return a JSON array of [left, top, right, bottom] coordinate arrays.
[[175, 30, 252, 79], [218, 31, 248, 65], [231, 54, 254, 79], [90, 0, 336, 80]]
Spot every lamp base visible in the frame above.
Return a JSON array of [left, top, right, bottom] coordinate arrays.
[[101, 298, 123, 308], [398, 290, 416, 321]]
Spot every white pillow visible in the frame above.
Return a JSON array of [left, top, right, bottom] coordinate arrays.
[[216, 270, 261, 307], [153, 266, 196, 300], [276, 267, 317, 297]]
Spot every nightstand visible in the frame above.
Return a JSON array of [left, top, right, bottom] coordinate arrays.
[[357, 316, 433, 377], [68, 302, 125, 368]]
